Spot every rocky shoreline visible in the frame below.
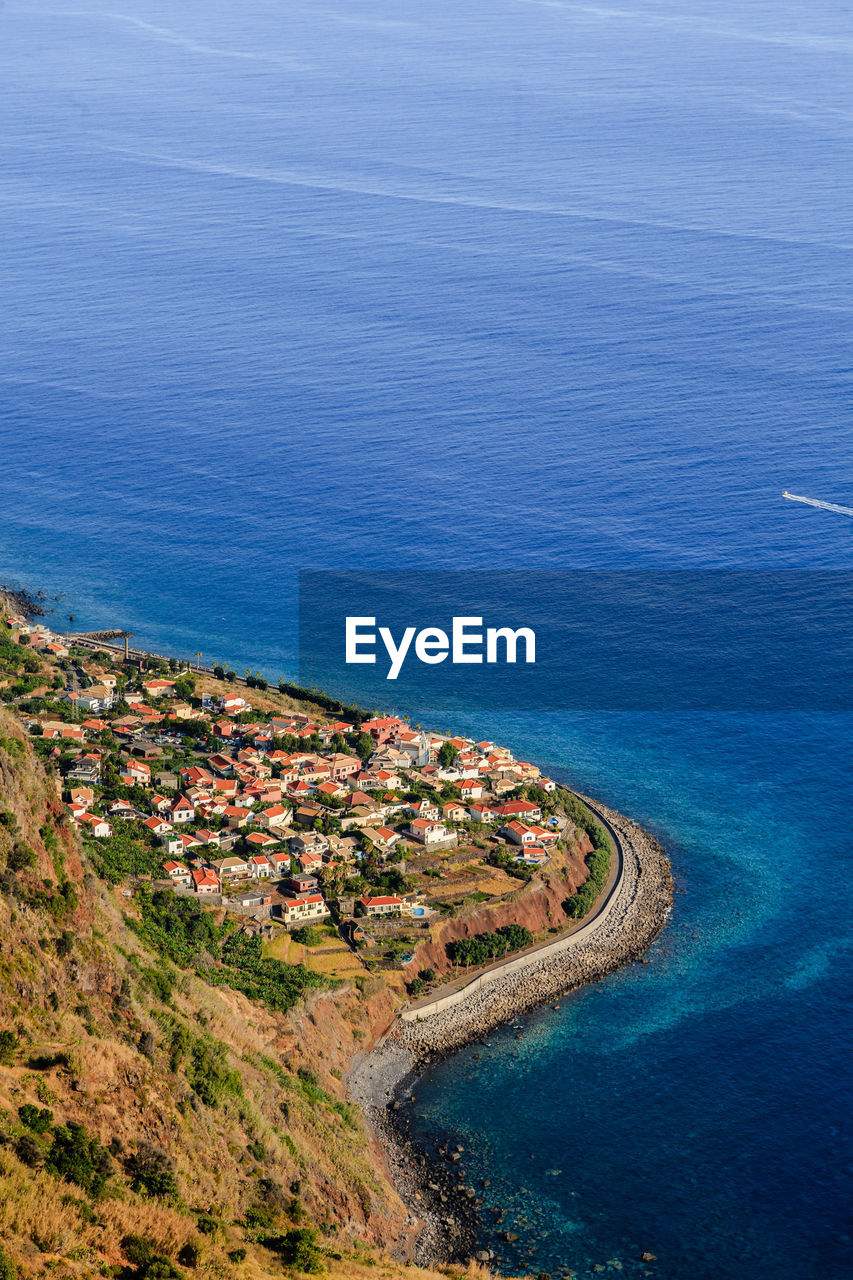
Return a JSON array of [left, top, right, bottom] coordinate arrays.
[[348, 796, 674, 1267], [348, 1041, 481, 1265]]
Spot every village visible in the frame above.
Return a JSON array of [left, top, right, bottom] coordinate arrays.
[[2, 612, 578, 987]]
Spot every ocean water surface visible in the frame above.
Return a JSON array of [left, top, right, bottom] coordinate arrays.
[[1, 0, 852, 1275]]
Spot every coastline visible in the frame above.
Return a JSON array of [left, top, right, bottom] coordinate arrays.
[[348, 795, 673, 1266], [3, 585, 673, 1267]]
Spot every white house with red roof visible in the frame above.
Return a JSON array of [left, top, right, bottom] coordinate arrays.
[[442, 801, 468, 823], [468, 803, 499, 823], [246, 831, 280, 850], [408, 818, 451, 846], [495, 799, 542, 822], [223, 805, 251, 828], [406, 798, 441, 822], [192, 867, 220, 895], [220, 694, 249, 715], [279, 893, 329, 927], [170, 795, 195, 824], [162, 861, 192, 887], [123, 760, 152, 785], [360, 825, 401, 852], [249, 854, 273, 879], [356, 895, 404, 918], [193, 829, 221, 847], [180, 765, 215, 788], [75, 813, 112, 838], [500, 821, 539, 846], [145, 815, 173, 837], [500, 821, 557, 846], [315, 779, 346, 800], [143, 679, 175, 698], [255, 804, 291, 829]]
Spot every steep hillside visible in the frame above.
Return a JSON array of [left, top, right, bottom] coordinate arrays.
[[0, 711, 497, 1280]]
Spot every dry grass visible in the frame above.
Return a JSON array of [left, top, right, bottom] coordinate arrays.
[[325, 1262, 507, 1280], [306, 951, 365, 979], [0, 1147, 519, 1280], [0, 1148, 92, 1255], [195, 672, 332, 720], [264, 931, 364, 980], [96, 1199, 199, 1257]]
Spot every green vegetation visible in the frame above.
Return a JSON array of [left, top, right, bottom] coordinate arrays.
[[447, 922, 533, 968], [0, 1030, 19, 1065], [0, 628, 42, 677], [15, 876, 78, 922], [291, 924, 325, 946], [120, 1234, 185, 1280], [267, 1226, 323, 1272], [486, 845, 535, 881], [46, 1121, 113, 1197], [295, 1067, 358, 1130], [125, 1144, 180, 1199], [84, 823, 164, 883], [18, 1103, 52, 1132], [133, 890, 330, 1014], [437, 741, 458, 769], [564, 820, 611, 918], [162, 1018, 242, 1107]]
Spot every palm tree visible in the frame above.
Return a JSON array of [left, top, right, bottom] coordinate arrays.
[[195, 651, 202, 671]]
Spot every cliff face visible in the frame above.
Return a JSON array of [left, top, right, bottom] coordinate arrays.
[[0, 712, 472, 1278], [402, 835, 594, 983]]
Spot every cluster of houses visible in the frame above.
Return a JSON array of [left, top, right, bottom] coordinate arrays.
[[6, 617, 561, 927]]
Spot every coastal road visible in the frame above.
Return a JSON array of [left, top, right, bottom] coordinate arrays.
[[402, 793, 625, 1020]]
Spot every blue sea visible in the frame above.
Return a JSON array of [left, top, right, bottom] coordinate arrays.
[[1, 1, 852, 1275]]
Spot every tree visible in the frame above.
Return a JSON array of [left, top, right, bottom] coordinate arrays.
[[46, 1121, 113, 1196], [0, 1030, 18, 1065], [7, 843, 36, 872], [269, 1227, 323, 1273], [354, 733, 374, 762], [437, 741, 459, 769], [126, 1143, 179, 1199]]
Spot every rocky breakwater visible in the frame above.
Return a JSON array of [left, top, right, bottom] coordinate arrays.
[[392, 796, 673, 1058]]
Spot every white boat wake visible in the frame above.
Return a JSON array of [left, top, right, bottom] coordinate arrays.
[[782, 491, 853, 517]]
